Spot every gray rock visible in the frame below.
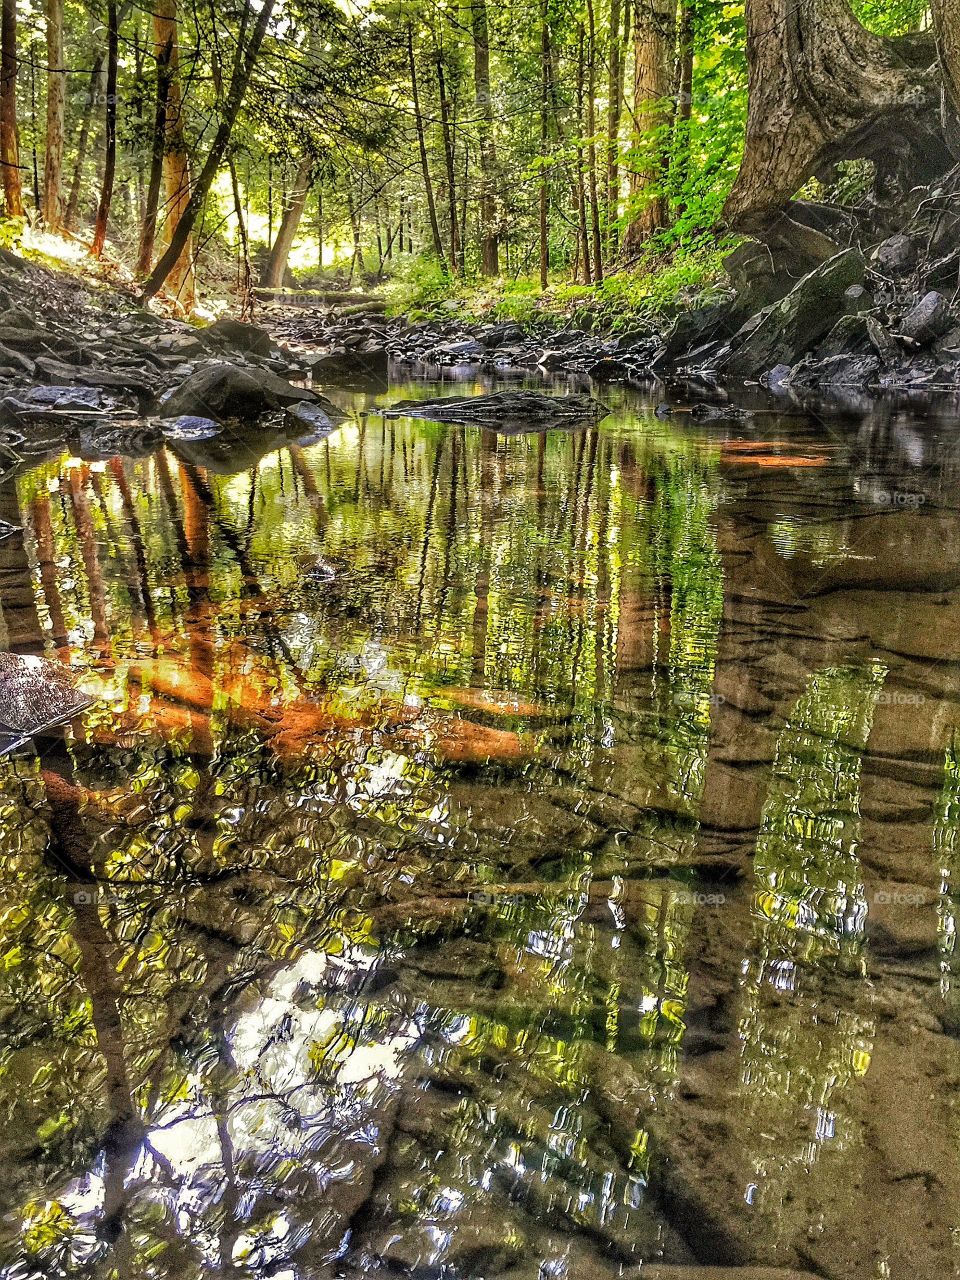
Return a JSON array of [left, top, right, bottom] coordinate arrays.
[[434, 337, 485, 360], [873, 232, 917, 276], [900, 290, 953, 346], [760, 363, 794, 392], [284, 398, 348, 436], [159, 362, 317, 421], [0, 651, 91, 752], [204, 316, 275, 356], [385, 390, 609, 433], [726, 248, 866, 379], [161, 415, 221, 441], [310, 343, 388, 383]]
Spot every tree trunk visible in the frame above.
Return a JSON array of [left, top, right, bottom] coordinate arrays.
[[0, 0, 21, 217], [933, 0, 960, 118], [135, 29, 171, 275], [436, 51, 461, 274], [407, 24, 447, 271], [228, 155, 252, 317], [471, 0, 498, 275], [726, 0, 944, 234], [142, 0, 277, 301], [539, 0, 549, 290], [605, 0, 624, 248], [262, 154, 311, 289], [575, 25, 592, 284], [585, 0, 603, 281], [153, 0, 194, 307], [42, 0, 65, 229], [65, 51, 103, 231], [90, 0, 118, 257], [622, 0, 676, 251]]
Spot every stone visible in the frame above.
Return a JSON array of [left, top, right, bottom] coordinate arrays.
[[158, 362, 317, 421], [310, 343, 389, 383], [0, 651, 91, 751], [385, 390, 609, 432], [284, 397, 347, 436], [204, 316, 275, 356], [725, 249, 866, 379], [873, 233, 917, 276], [161, 415, 221, 441], [899, 290, 953, 346], [433, 337, 484, 360]]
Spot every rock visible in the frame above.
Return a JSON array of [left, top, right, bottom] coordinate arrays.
[[160, 415, 221, 441], [760, 363, 794, 392], [688, 401, 752, 420], [385, 390, 609, 432], [873, 233, 917, 276], [284, 398, 347, 436], [0, 651, 91, 752], [204, 316, 275, 356], [725, 248, 866, 379], [480, 322, 524, 348], [159, 362, 317, 421], [310, 343, 389, 384], [899, 290, 953, 346], [843, 283, 873, 313], [433, 337, 484, 360], [657, 297, 748, 367], [866, 315, 899, 361], [588, 356, 631, 380], [78, 421, 163, 460]]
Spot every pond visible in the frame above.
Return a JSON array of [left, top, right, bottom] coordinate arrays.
[[0, 374, 958, 1279]]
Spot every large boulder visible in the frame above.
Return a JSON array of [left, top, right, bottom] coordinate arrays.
[[899, 290, 953, 346], [385, 390, 608, 433], [725, 248, 866, 379], [158, 362, 317, 421]]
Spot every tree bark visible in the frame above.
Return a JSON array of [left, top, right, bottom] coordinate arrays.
[[726, 0, 943, 233], [262, 154, 311, 289], [135, 28, 171, 275], [539, 0, 549, 290], [141, 0, 277, 301], [932, 0, 960, 121], [65, 50, 103, 230], [407, 24, 447, 271], [228, 155, 252, 317], [436, 50, 461, 274], [605, 0, 624, 248], [575, 24, 592, 284], [471, 0, 498, 275], [42, 0, 66, 229], [586, 0, 603, 281], [153, 0, 194, 307], [0, 0, 22, 217], [622, 0, 676, 251], [90, 0, 118, 257]]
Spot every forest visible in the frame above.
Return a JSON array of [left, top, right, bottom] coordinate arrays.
[[0, 0, 957, 325]]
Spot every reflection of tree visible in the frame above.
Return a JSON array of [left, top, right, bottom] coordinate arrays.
[[934, 734, 960, 994], [735, 663, 883, 1253]]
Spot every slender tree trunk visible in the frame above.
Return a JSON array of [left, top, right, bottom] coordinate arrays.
[[622, 0, 676, 251], [136, 30, 171, 275], [28, 41, 39, 210], [142, 0, 277, 301], [65, 51, 103, 230], [262, 154, 311, 289], [228, 155, 252, 317], [606, 0, 624, 248], [90, 0, 118, 257], [575, 25, 592, 284], [539, 0, 549, 290], [471, 0, 498, 275], [42, 0, 66, 229], [436, 51, 461, 274], [407, 24, 447, 271], [153, 0, 194, 307], [586, 0, 603, 281], [0, 0, 22, 216]]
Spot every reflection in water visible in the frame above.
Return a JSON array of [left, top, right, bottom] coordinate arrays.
[[0, 387, 956, 1278]]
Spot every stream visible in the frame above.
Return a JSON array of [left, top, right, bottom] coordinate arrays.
[[0, 372, 958, 1279]]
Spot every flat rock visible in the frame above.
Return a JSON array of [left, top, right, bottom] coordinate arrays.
[[385, 390, 609, 432]]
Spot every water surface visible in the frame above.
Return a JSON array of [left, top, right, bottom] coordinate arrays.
[[0, 376, 959, 1279]]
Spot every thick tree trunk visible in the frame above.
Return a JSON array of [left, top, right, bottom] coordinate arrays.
[[932, 0, 960, 120], [605, 0, 624, 247], [471, 0, 498, 275], [153, 0, 194, 307], [586, 0, 603, 281], [0, 0, 21, 217], [90, 0, 118, 258], [65, 51, 103, 231], [262, 155, 311, 289], [726, 0, 944, 234], [141, 0, 277, 301], [407, 24, 447, 271], [622, 0, 676, 251], [136, 29, 171, 275], [42, 0, 65, 229]]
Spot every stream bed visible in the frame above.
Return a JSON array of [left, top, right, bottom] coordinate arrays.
[[0, 373, 959, 1279]]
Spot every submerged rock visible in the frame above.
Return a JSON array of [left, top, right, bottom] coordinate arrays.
[[284, 398, 348, 436], [0, 651, 91, 752], [385, 390, 609, 432]]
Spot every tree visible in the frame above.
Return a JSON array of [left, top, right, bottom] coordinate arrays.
[[0, 0, 22, 217], [91, 0, 119, 257], [262, 156, 313, 288], [470, 0, 498, 275], [42, 0, 66, 230], [622, 0, 676, 251], [152, 0, 195, 307]]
